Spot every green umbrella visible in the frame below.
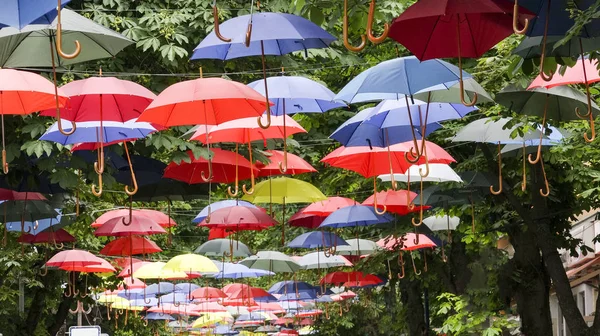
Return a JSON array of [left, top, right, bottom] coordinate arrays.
[[239, 251, 301, 273], [194, 239, 252, 258], [131, 179, 211, 202], [0, 9, 133, 68], [336, 238, 379, 256], [414, 78, 494, 105], [513, 36, 600, 59], [297, 252, 350, 270], [2, 200, 59, 223]]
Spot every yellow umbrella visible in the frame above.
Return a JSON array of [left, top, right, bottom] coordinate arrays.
[[110, 298, 145, 311], [163, 254, 219, 273], [191, 314, 228, 328], [96, 292, 121, 305], [202, 311, 234, 320], [132, 261, 189, 280]]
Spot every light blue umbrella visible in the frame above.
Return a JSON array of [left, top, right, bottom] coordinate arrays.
[[279, 291, 316, 302], [5, 209, 65, 234], [193, 200, 257, 223], [236, 312, 268, 322], [127, 282, 175, 296], [0, 0, 71, 28], [175, 283, 200, 294], [334, 56, 473, 104], [247, 76, 344, 116], [145, 312, 175, 321], [131, 297, 159, 307], [211, 262, 274, 279], [319, 205, 393, 228], [40, 119, 155, 145], [330, 107, 442, 147], [213, 325, 239, 335], [287, 231, 349, 249], [159, 292, 190, 305]]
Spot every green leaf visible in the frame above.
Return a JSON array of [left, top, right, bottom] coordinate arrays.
[[309, 7, 324, 26]]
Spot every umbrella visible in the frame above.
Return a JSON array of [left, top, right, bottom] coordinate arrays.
[[246, 75, 343, 173], [190, 287, 227, 300], [211, 262, 274, 279], [288, 209, 324, 229], [99, 236, 162, 256], [495, 85, 600, 195], [18, 229, 74, 245], [335, 238, 379, 256], [190, 115, 306, 195], [163, 148, 256, 184], [92, 209, 176, 228], [195, 239, 252, 258], [163, 254, 219, 274], [197, 206, 277, 231], [45, 249, 104, 296], [379, 163, 462, 183], [256, 150, 317, 177], [0, 0, 72, 28], [114, 155, 166, 188], [389, 0, 534, 106], [319, 204, 394, 228], [423, 215, 460, 231], [297, 253, 353, 270], [0, 69, 68, 172], [513, 35, 600, 59], [145, 312, 175, 321], [2, 200, 60, 224], [287, 231, 349, 249], [193, 200, 258, 223], [192, 315, 229, 328], [413, 78, 495, 105], [378, 234, 436, 276], [190, 11, 335, 128], [40, 119, 155, 144], [240, 251, 301, 273], [80, 259, 117, 274], [299, 196, 356, 217], [94, 215, 166, 237], [133, 262, 189, 281], [131, 178, 210, 202], [362, 190, 425, 217], [344, 274, 384, 288]]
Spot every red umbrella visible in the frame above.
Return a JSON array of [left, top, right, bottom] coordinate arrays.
[[80, 259, 117, 274], [277, 329, 300, 335], [197, 206, 277, 231], [273, 318, 294, 326], [0, 69, 68, 172], [190, 287, 227, 300], [209, 228, 234, 240], [18, 229, 75, 244], [92, 209, 176, 228], [389, 0, 534, 106], [298, 318, 314, 326], [118, 277, 147, 289], [163, 149, 256, 184], [228, 287, 272, 300], [222, 283, 247, 294], [301, 196, 355, 216], [0, 189, 46, 201], [114, 257, 143, 269], [362, 190, 425, 215], [256, 150, 317, 177], [221, 297, 257, 307], [94, 215, 166, 237], [343, 274, 385, 288], [247, 302, 284, 313], [117, 261, 152, 278], [100, 236, 162, 256], [295, 310, 322, 318], [46, 249, 103, 269], [288, 209, 324, 229], [320, 271, 365, 285]]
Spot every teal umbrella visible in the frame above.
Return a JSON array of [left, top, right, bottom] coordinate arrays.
[[194, 239, 252, 258], [0, 9, 132, 68], [413, 78, 494, 105], [513, 36, 600, 59], [239, 251, 301, 273]]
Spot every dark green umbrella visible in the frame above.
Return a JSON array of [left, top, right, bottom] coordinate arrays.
[[513, 36, 600, 59], [131, 179, 211, 202], [413, 78, 495, 105]]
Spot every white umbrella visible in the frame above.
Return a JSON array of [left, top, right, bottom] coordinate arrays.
[[335, 239, 378, 256], [423, 215, 460, 231], [297, 252, 352, 270], [379, 163, 462, 183]]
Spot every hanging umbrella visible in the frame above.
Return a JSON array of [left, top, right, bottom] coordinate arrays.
[[413, 78, 495, 105], [377, 234, 437, 251], [0, 189, 45, 201], [288, 210, 324, 229], [2, 200, 60, 224], [93, 209, 176, 229], [246, 75, 344, 173], [319, 204, 394, 228], [80, 259, 117, 274], [297, 253, 353, 270], [190, 287, 227, 300], [379, 163, 462, 183], [0, 0, 72, 28], [287, 231, 349, 249], [197, 206, 277, 231], [145, 312, 175, 321], [300, 196, 356, 216], [113, 155, 166, 188], [163, 254, 219, 274], [117, 261, 152, 278], [195, 239, 252, 258], [190, 11, 336, 129], [0, 69, 68, 172], [133, 261, 189, 280], [495, 85, 600, 195], [192, 315, 229, 329], [362, 190, 425, 216], [163, 148, 257, 184], [190, 115, 306, 194], [211, 262, 274, 279], [18, 229, 74, 245], [389, 1, 534, 106], [99, 236, 162, 256], [513, 35, 600, 60], [240, 251, 301, 273], [335, 239, 379, 256], [193, 200, 258, 223], [94, 215, 166, 237], [256, 150, 317, 177], [40, 119, 156, 144], [131, 178, 211, 202], [423, 215, 460, 231]]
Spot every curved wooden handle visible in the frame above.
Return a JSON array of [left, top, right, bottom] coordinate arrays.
[[366, 0, 389, 44], [2, 149, 7, 174], [92, 173, 103, 197], [343, 0, 366, 52], [490, 142, 503, 195], [373, 178, 387, 215], [213, 4, 231, 42], [124, 142, 138, 196], [512, 0, 529, 35], [55, 0, 81, 59]]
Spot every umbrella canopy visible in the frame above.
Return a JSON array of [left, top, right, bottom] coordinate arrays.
[[92, 209, 176, 228], [131, 178, 211, 202], [297, 253, 353, 270], [247, 76, 344, 115], [163, 254, 219, 273], [413, 78, 494, 105], [334, 56, 473, 103], [6, 209, 65, 234], [242, 177, 327, 204], [529, 58, 600, 90], [0, 9, 133, 67], [197, 206, 277, 231], [137, 78, 270, 127], [362, 190, 425, 215], [117, 261, 152, 278], [0, 69, 68, 115], [133, 261, 189, 280], [517, 0, 600, 38], [423, 215, 460, 231], [145, 312, 175, 321], [335, 238, 379, 256], [190, 12, 336, 60], [0, 189, 45, 201], [46, 249, 103, 270], [1, 200, 59, 223], [81, 259, 117, 274], [195, 239, 252, 258], [211, 262, 274, 279], [40, 119, 155, 144], [256, 150, 317, 177], [319, 204, 393, 228], [193, 200, 258, 223], [190, 115, 306, 143], [513, 35, 600, 59], [99, 236, 162, 256], [269, 281, 319, 295], [190, 287, 227, 300], [288, 210, 324, 229], [0, 0, 71, 28], [240, 251, 301, 273], [164, 149, 256, 184], [379, 163, 462, 183], [376, 234, 437, 251], [287, 231, 349, 249], [114, 155, 167, 188], [228, 287, 273, 301], [300, 197, 355, 216], [94, 215, 166, 237], [18, 229, 74, 244], [451, 117, 543, 144]]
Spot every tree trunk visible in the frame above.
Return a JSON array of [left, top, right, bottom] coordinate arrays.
[[400, 277, 426, 336]]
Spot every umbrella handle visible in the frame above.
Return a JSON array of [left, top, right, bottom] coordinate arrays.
[[94, 144, 105, 175], [366, 0, 389, 44], [343, 0, 366, 52], [92, 173, 103, 197], [243, 141, 255, 195], [490, 142, 503, 195], [384, 129, 397, 190], [521, 144, 527, 192], [227, 185, 239, 197], [456, 18, 478, 107], [418, 144, 429, 178], [512, 0, 529, 34], [397, 252, 405, 279], [1, 149, 7, 174], [228, 143, 240, 197], [584, 113, 596, 143], [124, 142, 138, 196], [528, 95, 548, 164], [201, 158, 214, 182], [403, 95, 423, 163], [40, 265, 48, 276], [143, 319, 148, 327], [411, 178, 424, 226], [213, 2, 231, 42], [245, 21, 253, 47], [373, 178, 387, 215], [122, 198, 133, 226], [410, 253, 421, 276], [278, 147, 288, 174], [538, 2, 554, 82], [576, 42, 592, 119], [540, 159, 550, 197], [49, 41, 76, 136], [55, 0, 81, 59]]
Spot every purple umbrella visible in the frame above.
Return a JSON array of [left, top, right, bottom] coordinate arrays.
[[287, 231, 349, 249], [193, 200, 258, 223]]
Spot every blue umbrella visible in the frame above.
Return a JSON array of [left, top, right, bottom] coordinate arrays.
[[6, 209, 66, 234], [145, 312, 175, 321], [334, 56, 473, 104], [315, 295, 333, 303], [191, 11, 335, 129], [40, 119, 155, 145], [287, 231, 349, 249], [213, 325, 239, 335], [174, 283, 200, 294], [131, 297, 159, 307], [319, 205, 393, 229], [193, 200, 257, 223], [330, 106, 442, 147], [0, 0, 71, 28], [236, 312, 268, 321], [211, 262, 274, 279], [128, 282, 175, 296], [278, 291, 316, 302], [115, 155, 166, 188], [268, 281, 316, 294], [247, 76, 345, 116], [159, 292, 190, 305]]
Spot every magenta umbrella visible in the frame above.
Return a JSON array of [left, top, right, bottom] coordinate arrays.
[[197, 206, 277, 231]]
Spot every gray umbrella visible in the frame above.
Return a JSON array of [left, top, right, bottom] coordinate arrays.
[[335, 238, 379, 256], [194, 239, 252, 258], [413, 78, 494, 105], [239, 251, 301, 273], [0, 9, 133, 68]]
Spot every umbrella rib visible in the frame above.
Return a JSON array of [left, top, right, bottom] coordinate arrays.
[[463, 15, 480, 57], [81, 32, 118, 58]]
